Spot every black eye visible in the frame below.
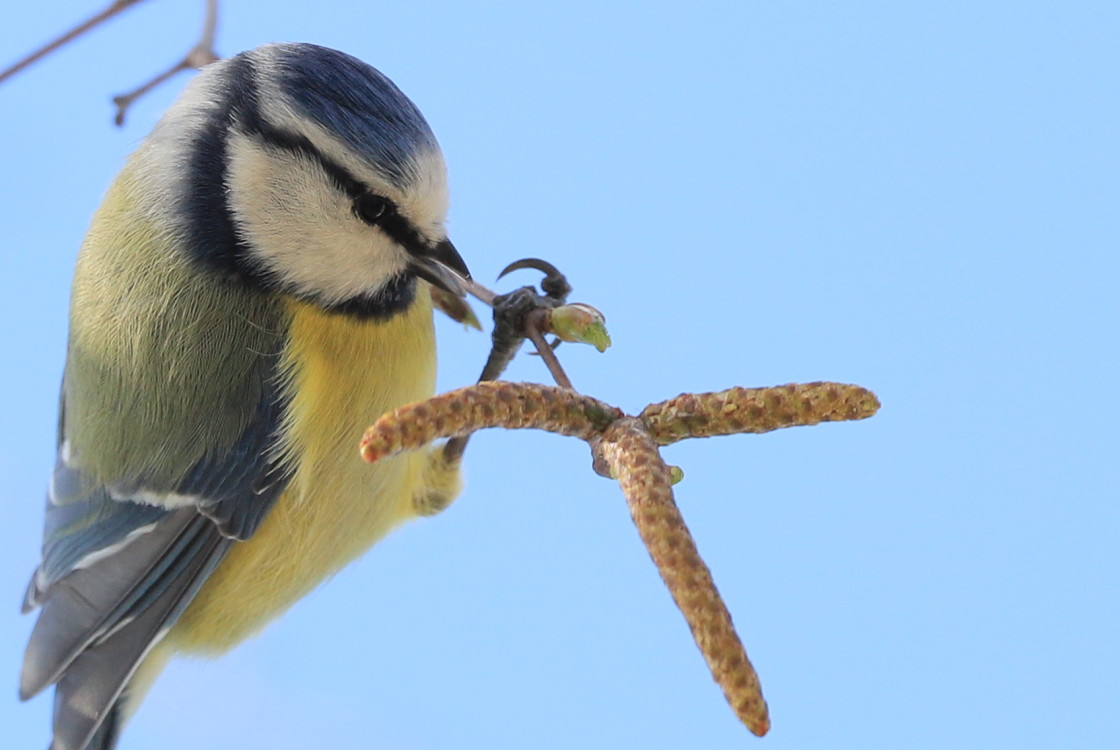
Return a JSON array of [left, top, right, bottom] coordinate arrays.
[[353, 194, 391, 226]]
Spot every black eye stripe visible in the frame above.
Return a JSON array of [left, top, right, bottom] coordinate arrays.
[[243, 120, 431, 255], [369, 200, 426, 252], [246, 120, 365, 199]]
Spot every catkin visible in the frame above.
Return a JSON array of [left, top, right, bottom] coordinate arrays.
[[641, 382, 880, 445], [600, 418, 770, 736], [361, 381, 622, 462]]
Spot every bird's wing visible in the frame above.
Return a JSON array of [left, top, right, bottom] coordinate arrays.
[[21, 375, 292, 750]]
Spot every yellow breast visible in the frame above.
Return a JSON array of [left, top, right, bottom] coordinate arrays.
[[169, 289, 437, 653]]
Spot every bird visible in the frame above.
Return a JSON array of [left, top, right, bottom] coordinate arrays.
[[19, 42, 471, 750]]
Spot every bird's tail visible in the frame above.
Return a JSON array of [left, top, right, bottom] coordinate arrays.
[[48, 646, 171, 750], [69, 699, 120, 750]]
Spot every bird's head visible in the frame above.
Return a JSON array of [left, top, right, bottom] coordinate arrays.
[[144, 42, 470, 318]]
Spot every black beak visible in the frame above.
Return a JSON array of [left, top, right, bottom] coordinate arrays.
[[408, 239, 472, 297]]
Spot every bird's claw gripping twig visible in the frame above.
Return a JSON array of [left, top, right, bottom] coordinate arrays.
[[443, 258, 577, 463], [497, 257, 572, 303], [477, 257, 575, 385], [480, 286, 544, 382]]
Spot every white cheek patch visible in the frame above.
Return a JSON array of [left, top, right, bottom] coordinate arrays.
[[225, 132, 410, 304]]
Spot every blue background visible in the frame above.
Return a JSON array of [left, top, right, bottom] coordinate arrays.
[[1, 2, 1116, 748]]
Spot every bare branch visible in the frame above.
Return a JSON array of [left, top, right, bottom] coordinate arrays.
[[0, 0, 148, 85], [112, 0, 219, 125]]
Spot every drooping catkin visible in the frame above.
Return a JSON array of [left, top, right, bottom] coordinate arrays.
[[599, 418, 770, 736]]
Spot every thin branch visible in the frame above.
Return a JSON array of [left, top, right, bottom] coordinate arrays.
[[0, 0, 148, 86], [462, 277, 498, 307], [526, 309, 575, 390], [110, 63, 186, 125], [441, 279, 528, 465], [112, 0, 219, 125]]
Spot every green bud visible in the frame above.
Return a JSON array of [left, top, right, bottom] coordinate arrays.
[[550, 303, 612, 352]]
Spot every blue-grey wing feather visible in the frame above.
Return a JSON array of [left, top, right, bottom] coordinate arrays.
[[22, 502, 183, 699], [23, 467, 166, 613], [177, 382, 292, 540], [22, 372, 292, 750], [46, 510, 231, 750]]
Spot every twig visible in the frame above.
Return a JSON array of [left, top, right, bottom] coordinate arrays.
[[462, 277, 497, 307], [525, 309, 575, 390], [0, 0, 148, 85], [112, 0, 219, 125], [441, 273, 578, 464]]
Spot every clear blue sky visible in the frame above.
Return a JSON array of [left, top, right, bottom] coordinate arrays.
[[2, 2, 1117, 748]]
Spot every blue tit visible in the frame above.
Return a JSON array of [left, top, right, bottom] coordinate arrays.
[[20, 42, 470, 750]]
